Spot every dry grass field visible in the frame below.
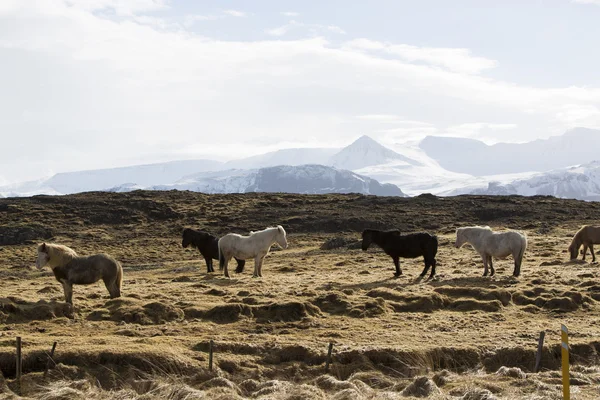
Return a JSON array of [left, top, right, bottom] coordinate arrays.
[[1, 191, 600, 399]]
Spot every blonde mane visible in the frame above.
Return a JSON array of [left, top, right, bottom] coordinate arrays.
[[39, 243, 78, 267], [570, 230, 582, 247]]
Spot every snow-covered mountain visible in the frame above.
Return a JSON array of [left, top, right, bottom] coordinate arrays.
[[330, 135, 421, 171], [224, 148, 337, 170], [224, 135, 421, 172], [420, 127, 600, 176], [2, 129, 599, 200], [0, 135, 415, 197], [466, 161, 600, 200], [154, 165, 405, 196], [0, 159, 221, 197]]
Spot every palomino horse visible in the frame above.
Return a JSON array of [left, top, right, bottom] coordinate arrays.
[[182, 228, 245, 273], [568, 225, 600, 262], [36, 243, 123, 305], [361, 229, 438, 279], [455, 226, 527, 277], [218, 225, 288, 278]]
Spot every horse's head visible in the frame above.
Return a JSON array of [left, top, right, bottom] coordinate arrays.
[[36, 243, 50, 270], [276, 225, 288, 249], [181, 229, 192, 248], [361, 230, 372, 251], [568, 243, 580, 260]]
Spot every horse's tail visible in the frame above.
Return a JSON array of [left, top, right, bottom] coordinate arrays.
[[517, 232, 528, 267], [218, 239, 225, 271], [114, 261, 123, 297], [431, 234, 439, 257]]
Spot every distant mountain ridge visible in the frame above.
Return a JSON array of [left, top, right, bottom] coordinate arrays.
[[420, 127, 600, 176], [224, 148, 337, 170], [0, 135, 414, 197], [469, 161, 600, 201], [151, 165, 405, 196], [2, 129, 600, 200]]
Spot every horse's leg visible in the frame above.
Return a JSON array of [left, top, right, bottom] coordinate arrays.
[[590, 244, 596, 262], [488, 256, 495, 277], [393, 256, 402, 277], [429, 258, 437, 279], [481, 254, 489, 276], [419, 257, 430, 279], [223, 256, 232, 278], [582, 244, 588, 261], [103, 276, 119, 298], [204, 255, 214, 273], [235, 258, 245, 273], [258, 255, 267, 277], [253, 256, 260, 278], [61, 280, 73, 304]]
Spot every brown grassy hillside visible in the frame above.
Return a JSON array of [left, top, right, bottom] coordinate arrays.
[[1, 191, 599, 399]]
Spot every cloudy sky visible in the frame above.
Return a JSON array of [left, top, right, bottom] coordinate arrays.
[[2, 0, 600, 183]]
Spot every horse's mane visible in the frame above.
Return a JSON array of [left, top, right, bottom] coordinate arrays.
[[183, 228, 211, 238], [458, 226, 492, 231], [250, 226, 285, 236], [569, 227, 585, 248], [363, 228, 399, 233], [40, 243, 78, 266]]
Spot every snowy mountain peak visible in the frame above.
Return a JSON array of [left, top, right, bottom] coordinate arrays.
[[351, 134, 384, 147], [330, 135, 421, 171]]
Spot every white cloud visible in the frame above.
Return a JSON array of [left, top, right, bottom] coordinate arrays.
[[223, 9, 246, 17], [555, 104, 600, 124], [266, 20, 301, 36], [326, 25, 346, 34], [183, 14, 219, 28], [67, 0, 169, 16], [443, 123, 519, 143], [572, 0, 600, 4], [266, 20, 345, 37], [345, 39, 497, 74], [281, 11, 299, 17], [2, 1, 600, 181], [356, 115, 433, 126]]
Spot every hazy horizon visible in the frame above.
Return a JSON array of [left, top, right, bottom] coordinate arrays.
[[3, 1, 600, 184]]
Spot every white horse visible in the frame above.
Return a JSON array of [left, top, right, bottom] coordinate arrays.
[[455, 226, 527, 277], [218, 225, 288, 278]]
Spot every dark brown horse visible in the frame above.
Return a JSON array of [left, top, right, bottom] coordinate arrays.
[[182, 228, 245, 273], [361, 229, 438, 279]]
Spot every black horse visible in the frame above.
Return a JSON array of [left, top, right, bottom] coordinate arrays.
[[182, 228, 245, 273], [361, 229, 438, 279]]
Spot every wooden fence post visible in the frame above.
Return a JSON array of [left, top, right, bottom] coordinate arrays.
[[325, 342, 334, 373], [534, 331, 545, 373], [561, 324, 570, 400], [16, 337, 22, 394], [43, 342, 58, 380]]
